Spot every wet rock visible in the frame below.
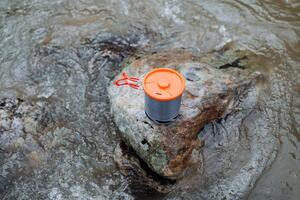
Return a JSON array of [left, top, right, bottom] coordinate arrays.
[[0, 98, 50, 152], [0, 33, 142, 200], [0, 98, 52, 197], [109, 49, 262, 180], [114, 141, 175, 194]]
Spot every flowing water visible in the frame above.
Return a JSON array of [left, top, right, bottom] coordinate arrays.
[[0, 0, 299, 199]]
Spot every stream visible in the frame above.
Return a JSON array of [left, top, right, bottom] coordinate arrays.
[[0, 0, 299, 200]]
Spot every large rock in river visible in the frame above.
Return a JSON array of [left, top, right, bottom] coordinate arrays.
[[108, 49, 261, 180]]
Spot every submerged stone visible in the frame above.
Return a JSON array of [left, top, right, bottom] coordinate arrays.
[[0, 33, 141, 199], [109, 49, 262, 181]]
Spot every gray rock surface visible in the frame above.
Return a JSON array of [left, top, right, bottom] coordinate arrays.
[[0, 31, 280, 199], [0, 35, 278, 200], [109, 50, 262, 180], [0, 33, 141, 200]]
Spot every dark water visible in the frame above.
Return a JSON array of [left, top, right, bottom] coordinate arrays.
[[0, 0, 299, 199]]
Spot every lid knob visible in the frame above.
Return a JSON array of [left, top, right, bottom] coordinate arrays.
[[158, 79, 170, 88]]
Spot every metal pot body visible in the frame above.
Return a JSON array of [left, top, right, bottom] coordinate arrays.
[[145, 94, 182, 122]]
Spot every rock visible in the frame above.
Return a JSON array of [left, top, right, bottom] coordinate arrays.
[[0, 33, 142, 200], [0, 98, 51, 197], [114, 141, 175, 194], [109, 49, 262, 180], [27, 151, 42, 168]]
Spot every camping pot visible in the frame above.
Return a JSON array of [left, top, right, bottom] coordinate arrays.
[[143, 68, 185, 122]]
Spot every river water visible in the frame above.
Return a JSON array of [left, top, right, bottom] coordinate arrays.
[[0, 0, 299, 200]]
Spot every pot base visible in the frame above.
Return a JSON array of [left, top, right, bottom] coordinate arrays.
[[145, 111, 178, 124]]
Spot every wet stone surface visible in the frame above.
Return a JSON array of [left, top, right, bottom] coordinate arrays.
[[109, 49, 261, 179], [0, 33, 281, 199], [0, 33, 141, 200], [0, 98, 53, 195], [114, 141, 176, 194], [1, 0, 299, 199], [109, 49, 279, 197]]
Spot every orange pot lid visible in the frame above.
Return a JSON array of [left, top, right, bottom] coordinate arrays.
[[143, 68, 185, 101]]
